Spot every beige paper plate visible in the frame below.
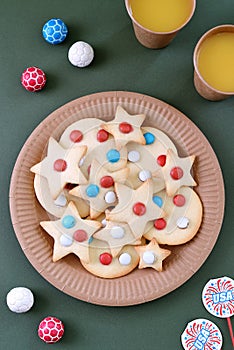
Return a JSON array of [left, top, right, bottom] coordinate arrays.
[[9, 91, 225, 306]]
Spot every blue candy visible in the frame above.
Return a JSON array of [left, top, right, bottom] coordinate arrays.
[[152, 195, 163, 208], [86, 184, 100, 197], [144, 132, 155, 145], [62, 215, 76, 229], [42, 18, 68, 45], [106, 149, 120, 163]]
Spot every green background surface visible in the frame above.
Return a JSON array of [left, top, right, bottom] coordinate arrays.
[[0, 0, 233, 349]]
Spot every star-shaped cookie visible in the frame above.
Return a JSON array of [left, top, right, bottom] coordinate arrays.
[[40, 201, 102, 263], [154, 148, 197, 196], [101, 105, 146, 149], [70, 159, 129, 219], [93, 221, 141, 258], [30, 137, 88, 199], [135, 238, 171, 271], [106, 179, 165, 239]]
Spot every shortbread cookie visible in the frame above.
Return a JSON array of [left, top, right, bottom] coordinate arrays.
[[30, 137, 88, 199], [135, 238, 171, 272], [144, 186, 203, 245], [154, 148, 197, 197], [80, 238, 140, 279], [34, 174, 90, 218], [40, 201, 102, 263], [59, 118, 107, 149], [106, 179, 165, 239], [93, 221, 142, 257], [101, 105, 146, 149], [70, 159, 129, 219], [78, 138, 128, 178], [126, 142, 165, 191]]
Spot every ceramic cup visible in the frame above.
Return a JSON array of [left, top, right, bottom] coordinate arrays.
[[193, 25, 234, 101], [125, 0, 196, 49]]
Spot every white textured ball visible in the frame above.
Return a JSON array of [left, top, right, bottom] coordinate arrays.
[[68, 41, 94, 67], [6, 287, 34, 313]]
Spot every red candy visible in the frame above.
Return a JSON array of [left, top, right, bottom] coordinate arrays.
[[99, 252, 112, 265], [21, 66, 46, 92], [73, 229, 88, 242], [173, 194, 186, 206], [154, 218, 167, 230], [119, 122, 133, 134], [157, 155, 166, 167], [97, 129, 109, 142], [170, 166, 184, 180], [38, 316, 64, 344], [53, 159, 67, 172], [100, 176, 114, 188], [133, 202, 146, 216], [69, 130, 83, 143]]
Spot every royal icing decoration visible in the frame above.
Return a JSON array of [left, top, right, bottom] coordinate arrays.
[[181, 319, 222, 350]]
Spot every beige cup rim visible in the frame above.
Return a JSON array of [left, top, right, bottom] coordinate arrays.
[[193, 24, 234, 96], [125, 0, 196, 35]]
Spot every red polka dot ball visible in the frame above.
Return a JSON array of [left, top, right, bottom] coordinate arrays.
[[38, 316, 64, 344], [21, 66, 46, 92]]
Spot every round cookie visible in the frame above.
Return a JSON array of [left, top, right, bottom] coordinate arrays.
[[141, 126, 178, 158], [80, 238, 140, 279], [34, 174, 90, 218], [59, 118, 111, 149], [144, 186, 203, 245]]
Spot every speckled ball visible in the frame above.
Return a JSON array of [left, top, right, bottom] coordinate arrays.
[[38, 316, 64, 344], [6, 287, 34, 313], [42, 18, 68, 45], [21, 66, 46, 92], [68, 41, 94, 67]]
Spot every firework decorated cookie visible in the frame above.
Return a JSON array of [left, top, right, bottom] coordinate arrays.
[[202, 276, 234, 346], [181, 318, 222, 350]]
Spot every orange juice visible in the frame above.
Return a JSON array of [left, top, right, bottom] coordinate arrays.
[[129, 0, 194, 33], [197, 32, 234, 92]]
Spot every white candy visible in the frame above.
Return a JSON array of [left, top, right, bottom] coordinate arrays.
[[119, 253, 132, 266], [143, 251, 155, 265], [68, 41, 94, 67], [138, 169, 152, 182], [6, 287, 34, 313], [110, 226, 125, 239], [54, 193, 67, 207], [128, 150, 140, 162], [101, 218, 107, 227], [176, 216, 189, 229], [105, 191, 116, 204], [60, 233, 73, 246]]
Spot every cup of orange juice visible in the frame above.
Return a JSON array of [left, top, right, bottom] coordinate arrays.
[[193, 25, 234, 101], [125, 0, 196, 49]]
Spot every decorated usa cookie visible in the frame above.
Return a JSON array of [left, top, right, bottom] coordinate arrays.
[[181, 318, 222, 350], [144, 186, 203, 245]]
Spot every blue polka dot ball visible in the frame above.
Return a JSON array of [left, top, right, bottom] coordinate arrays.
[[42, 18, 68, 45]]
